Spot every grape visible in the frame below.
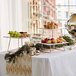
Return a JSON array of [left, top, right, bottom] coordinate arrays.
[[8, 31, 21, 38]]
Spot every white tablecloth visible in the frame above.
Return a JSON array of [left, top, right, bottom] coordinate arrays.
[[32, 50, 76, 76], [0, 49, 76, 76]]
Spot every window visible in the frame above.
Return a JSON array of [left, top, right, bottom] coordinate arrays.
[[56, 0, 76, 26], [66, 11, 68, 18]]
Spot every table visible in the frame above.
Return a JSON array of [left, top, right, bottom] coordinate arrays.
[[32, 49, 76, 76], [0, 47, 76, 76], [4, 36, 29, 51]]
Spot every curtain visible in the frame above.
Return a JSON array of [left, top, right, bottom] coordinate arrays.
[[0, 0, 23, 51]]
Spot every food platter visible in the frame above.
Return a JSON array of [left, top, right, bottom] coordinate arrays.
[[36, 42, 69, 52], [38, 42, 68, 46]]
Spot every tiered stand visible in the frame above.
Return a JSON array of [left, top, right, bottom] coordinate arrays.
[[4, 36, 27, 51], [32, 28, 68, 52]]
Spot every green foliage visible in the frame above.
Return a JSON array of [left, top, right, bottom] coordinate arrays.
[[5, 45, 31, 63], [55, 44, 64, 48], [63, 36, 75, 45]]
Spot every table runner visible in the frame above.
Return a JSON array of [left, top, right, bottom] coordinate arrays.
[[6, 55, 32, 76], [0, 52, 32, 76]]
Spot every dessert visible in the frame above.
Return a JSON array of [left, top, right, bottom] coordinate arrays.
[[19, 32, 30, 37], [41, 38, 48, 43], [56, 36, 65, 43], [50, 38, 56, 43], [41, 37, 66, 44], [47, 40, 51, 44], [44, 21, 58, 29]]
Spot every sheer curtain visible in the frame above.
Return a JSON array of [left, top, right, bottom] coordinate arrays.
[[0, 0, 23, 51]]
